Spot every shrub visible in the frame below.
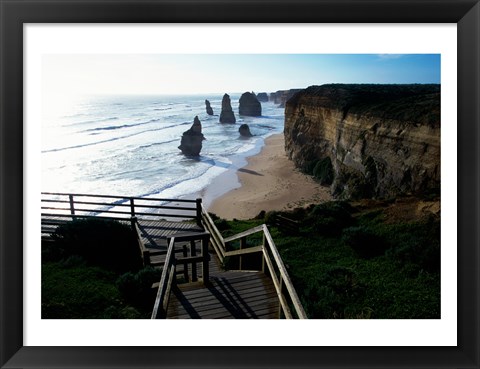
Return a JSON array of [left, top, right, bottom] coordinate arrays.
[[305, 201, 354, 236], [41, 262, 119, 319], [50, 218, 141, 273], [313, 157, 334, 185], [42, 239, 67, 263], [207, 212, 231, 231], [208, 212, 220, 221], [60, 255, 86, 268], [300, 266, 366, 318], [264, 211, 278, 226], [214, 218, 230, 231], [116, 266, 162, 307], [386, 217, 440, 273], [342, 226, 388, 258], [102, 305, 142, 319], [116, 272, 138, 302]]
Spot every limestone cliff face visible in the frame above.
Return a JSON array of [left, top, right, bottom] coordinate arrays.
[[284, 84, 440, 199]]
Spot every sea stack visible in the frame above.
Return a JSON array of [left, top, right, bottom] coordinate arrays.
[[239, 124, 253, 137], [178, 116, 205, 156], [205, 99, 214, 115], [239, 92, 261, 116], [219, 93, 236, 123], [256, 92, 269, 102]]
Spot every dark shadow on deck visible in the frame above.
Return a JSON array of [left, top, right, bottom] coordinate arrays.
[[167, 272, 279, 319]]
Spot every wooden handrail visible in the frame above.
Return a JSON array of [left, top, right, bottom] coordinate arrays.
[[224, 245, 263, 257], [43, 199, 197, 212], [200, 207, 307, 319], [41, 192, 201, 222], [42, 192, 198, 203], [262, 224, 307, 319], [151, 237, 177, 319], [200, 205, 225, 259], [151, 232, 211, 319], [132, 218, 150, 266], [223, 225, 265, 243]]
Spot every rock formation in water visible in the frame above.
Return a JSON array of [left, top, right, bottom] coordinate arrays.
[[205, 99, 214, 115], [239, 124, 253, 137], [239, 92, 261, 116], [219, 94, 236, 123], [178, 116, 205, 156], [256, 92, 269, 102], [284, 84, 440, 199]]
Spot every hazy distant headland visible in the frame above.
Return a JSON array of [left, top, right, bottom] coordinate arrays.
[[282, 84, 440, 200]]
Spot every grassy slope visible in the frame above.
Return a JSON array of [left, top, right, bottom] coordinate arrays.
[[216, 198, 440, 319]]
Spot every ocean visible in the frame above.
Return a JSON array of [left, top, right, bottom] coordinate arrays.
[[42, 94, 285, 207]]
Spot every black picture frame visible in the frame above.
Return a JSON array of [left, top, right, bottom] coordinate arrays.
[[1, 0, 479, 368]]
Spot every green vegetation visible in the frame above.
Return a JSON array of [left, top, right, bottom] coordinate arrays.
[[45, 218, 142, 272], [313, 157, 334, 185], [303, 157, 334, 185], [43, 201, 440, 320], [42, 218, 158, 319], [217, 199, 440, 319]]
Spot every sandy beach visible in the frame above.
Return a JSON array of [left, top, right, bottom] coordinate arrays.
[[207, 133, 332, 220]]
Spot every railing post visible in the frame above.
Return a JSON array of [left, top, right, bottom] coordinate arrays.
[[261, 232, 266, 273], [69, 194, 75, 216], [195, 198, 202, 227], [143, 250, 151, 267], [239, 236, 246, 270], [130, 197, 135, 217], [202, 234, 210, 283], [190, 240, 197, 282], [130, 216, 137, 230], [182, 244, 189, 281]]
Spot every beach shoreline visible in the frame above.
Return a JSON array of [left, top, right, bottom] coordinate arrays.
[[206, 133, 332, 220]]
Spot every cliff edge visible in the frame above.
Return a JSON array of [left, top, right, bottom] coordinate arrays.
[[284, 84, 440, 199]]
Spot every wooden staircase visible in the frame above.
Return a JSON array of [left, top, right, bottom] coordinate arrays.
[[41, 192, 307, 319]]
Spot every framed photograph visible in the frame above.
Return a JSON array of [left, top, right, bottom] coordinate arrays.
[[1, 0, 479, 368]]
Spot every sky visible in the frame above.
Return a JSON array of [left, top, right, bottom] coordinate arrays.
[[42, 54, 440, 105]]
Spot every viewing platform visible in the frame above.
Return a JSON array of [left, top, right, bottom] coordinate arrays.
[[41, 192, 307, 319]]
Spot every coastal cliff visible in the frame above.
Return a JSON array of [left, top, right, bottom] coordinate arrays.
[[284, 84, 440, 199], [271, 89, 302, 107]]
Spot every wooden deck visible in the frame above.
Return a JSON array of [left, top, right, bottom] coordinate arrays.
[[134, 219, 204, 267], [167, 271, 280, 319], [136, 219, 203, 249]]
